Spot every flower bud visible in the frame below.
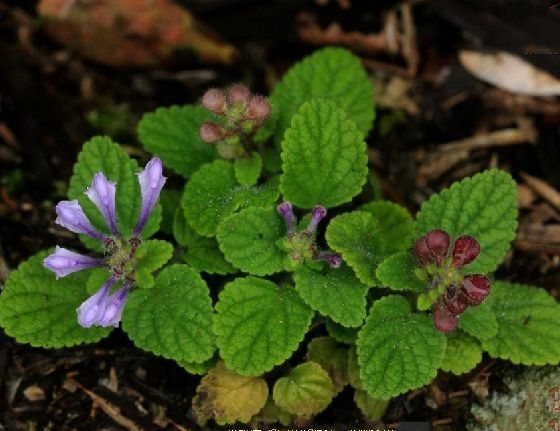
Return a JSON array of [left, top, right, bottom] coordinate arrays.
[[77, 277, 116, 328], [55, 200, 106, 241], [199, 122, 227, 143], [133, 157, 166, 236], [413, 229, 450, 267], [227, 83, 251, 107], [201, 88, 227, 115], [433, 301, 459, 333], [277, 202, 296, 236], [452, 235, 480, 268], [305, 205, 327, 234], [85, 172, 119, 235], [244, 95, 272, 120], [461, 274, 490, 305], [44, 246, 104, 279], [443, 285, 469, 315]]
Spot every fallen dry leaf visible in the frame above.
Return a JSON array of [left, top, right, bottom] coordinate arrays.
[[37, 0, 237, 67], [459, 50, 560, 96]]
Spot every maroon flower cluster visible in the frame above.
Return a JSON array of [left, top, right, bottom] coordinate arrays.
[[198, 84, 271, 156], [414, 229, 491, 333]]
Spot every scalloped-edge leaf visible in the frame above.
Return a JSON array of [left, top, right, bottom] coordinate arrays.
[[270, 46, 375, 141], [440, 330, 482, 375], [234, 152, 263, 186], [357, 295, 446, 399], [216, 207, 286, 276], [360, 201, 415, 253], [415, 169, 518, 274], [183, 160, 279, 237], [458, 300, 498, 342], [279, 99, 367, 209], [173, 204, 237, 274], [326, 211, 385, 286], [192, 361, 268, 425], [214, 277, 314, 376], [294, 264, 369, 327], [481, 281, 560, 365], [376, 251, 426, 292], [137, 104, 218, 177], [122, 264, 214, 364], [134, 239, 173, 288], [273, 361, 334, 416], [326, 318, 359, 345], [353, 390, 390, 422], [0, 251, 110, 347], [306, 337, 349, 394]]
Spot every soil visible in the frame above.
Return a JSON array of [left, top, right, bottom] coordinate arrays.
[[1, 1, 560, 430]]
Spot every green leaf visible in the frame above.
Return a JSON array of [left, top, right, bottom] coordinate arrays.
[[134, 239, 173, 288], [216, 207, 286, 276], [440, 330, 482, 375], [279, 99, 367, 209], [273, 361, 334, 416], [178, 356, 216, 376], [376, 251, 426, 292], [192, 361, 268, 425], [234, 152, 262, 186], [68, 136, 161, 243], [306, 337, 349, 394], [270, 46, 375, 141], [360, 201, 415, 253], [158, 188, 182, 234], [458, 300, 498, 342], [214, 277, 314, 376], [137, 105, 217, 177], [182, 160, 279, 237], [415, 169, 518, 273], [481, 281, 560, 365], [325, 318, 359, 345], [347, 346, 362, 390], [0, 251, 110, 347], [174, 205, 238, 274], [353, 391, 390, 422], [294, 264, 369, 327], [357, 295, 446, 399], [122, 264, 214, 364], [325, 211, 384, 286]]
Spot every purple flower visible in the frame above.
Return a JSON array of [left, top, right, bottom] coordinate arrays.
[[76, 277, 117, 328], [55, 200, 106, 241], [98, 285, 131, 327], [43, 246, 104, 279], [85, 172, 119, 235], [133, 157, 166, 236], [277, 202, 296, 236], [305, 205, 327, 234]]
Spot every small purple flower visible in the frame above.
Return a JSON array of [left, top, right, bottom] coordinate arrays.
[[43, 246, 104, 279], [305, 205, 327, 234], [77, 277, 117, 328], [85, 172, 119, 235], [277, 202, 297, 237], [55, 200, 106, 241], [133, 157, 166, 236], [317, 251, 342, 268], [98, 284, 131, 327]]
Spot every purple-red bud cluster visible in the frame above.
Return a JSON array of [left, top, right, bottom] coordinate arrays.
[[199, 84, 272, 145], [413, 229, 491, 333]]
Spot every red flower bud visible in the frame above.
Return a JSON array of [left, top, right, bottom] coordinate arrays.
[[199, 122, 227, 143], [452, 235, 480, 268], [461, 274, 491, 305], [245, 95, 271, 120], [413, 229, 450, 267], [201, 88, 227, 115], [227, 84, 251, 107], [433, 301, 459, 333], [443, 285, 469, 315]]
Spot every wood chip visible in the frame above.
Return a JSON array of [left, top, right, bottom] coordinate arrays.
[[521, 172, 560, 213]]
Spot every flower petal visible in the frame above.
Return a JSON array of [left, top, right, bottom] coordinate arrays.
[[85, 172, 119, 235], [43, 246, 104, 279], [452, 235, 480, 268], [99, 285, 130, 327], [133, 158, 166, 236], [413, 229, 450, 267], [461, 274, 491, 305], [76, 277, 116, 328], [433, 301, 459, 333], [55, 200, 106, 240]]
